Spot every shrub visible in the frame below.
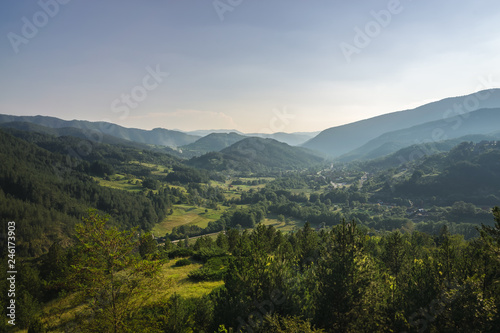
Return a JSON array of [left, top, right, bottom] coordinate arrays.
[[175, 258, 191, 267]]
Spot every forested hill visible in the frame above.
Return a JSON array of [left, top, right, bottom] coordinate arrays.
[[0, 121, 167, 151], [0, 114, 200, 147], [0, 129, 179, 256], [180, 132, 246, 155], [370, 140, 500, 205], [187, 137, 324, 172]]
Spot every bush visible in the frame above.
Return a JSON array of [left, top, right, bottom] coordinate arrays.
[[192, 247, 227, 263], [175, 258, 192, 267], [188, 256, 233, 281], [167, 248, 194, 259]]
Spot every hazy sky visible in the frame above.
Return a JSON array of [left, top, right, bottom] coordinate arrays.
[[1, 0, 499, 133]]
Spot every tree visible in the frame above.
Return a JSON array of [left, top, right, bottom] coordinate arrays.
[[139, 232, 158, 259], [70, 210, 161, 332], [382, 230, 406, 317], [314, 220, 380, 331], [142, 177, 159, 190], [478, 206, 500, 327]]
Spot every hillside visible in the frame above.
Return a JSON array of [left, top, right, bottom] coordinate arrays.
[[0, 114, 200, 147], [359, 133, 500, 171], [303, 89, 500, 157], [187, 137, 324, 172], [180, 132, 246, 155], [0, 129, 185, 256], [369, 140, 500, 205], [339, 108, 500, 161]]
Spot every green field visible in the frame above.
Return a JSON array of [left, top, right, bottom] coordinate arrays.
[[262, 215, 304, 233], [152, 205, 227, 236], [93, 175, 144, 192], [159, 259, 224, 298]]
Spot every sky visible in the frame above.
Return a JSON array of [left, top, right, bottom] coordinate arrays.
[[1, 0, 499, 134]]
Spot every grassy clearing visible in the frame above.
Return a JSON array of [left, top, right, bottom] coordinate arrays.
[[93, 175, 143, 192], [157, 259, 224, 299], [129, 161, 168, 173], [152, 205, 227, 236], [262, 215, 303, 233]]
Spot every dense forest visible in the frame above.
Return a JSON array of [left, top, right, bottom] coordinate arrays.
[[1, 209, 499, 332], [1, 127, 500, 332]]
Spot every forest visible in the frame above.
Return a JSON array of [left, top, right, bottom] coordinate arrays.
[[1, 127, 500, 332]]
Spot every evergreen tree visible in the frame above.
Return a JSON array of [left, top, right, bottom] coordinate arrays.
[[69, 210, 161, 332]]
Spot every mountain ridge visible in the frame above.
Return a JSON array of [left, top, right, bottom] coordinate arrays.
[[302, 89, 500, 157], [339, 108, 500, 162], [0, 114, 201, 147]]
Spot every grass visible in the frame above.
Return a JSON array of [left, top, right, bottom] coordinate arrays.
[[129, 161, 169, 174], [37, 259, 223, 332], [93, 175, 144, 192], [152, 205, 227, 236], [262, 215, 303, 233], [157, 259, 224, 299]]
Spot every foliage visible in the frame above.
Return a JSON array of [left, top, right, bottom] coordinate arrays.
[[69, 210, 161, 332]]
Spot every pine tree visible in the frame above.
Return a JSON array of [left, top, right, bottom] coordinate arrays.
[[69, 210, 161, 332]]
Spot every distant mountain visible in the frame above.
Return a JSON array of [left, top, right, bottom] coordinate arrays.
[[186, 130, 319, 146], [339, 108, 500, 162], [187, 137, 324, 172], [180, 132, 246, 155], [0, 121, 183, 156], [185, 129, 244, 136], [303, 89, 500, 157], [246, 131, 319, 146], [0, 114, 200, 147]]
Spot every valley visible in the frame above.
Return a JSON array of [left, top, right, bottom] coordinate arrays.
[[1, 91, 500, 332]]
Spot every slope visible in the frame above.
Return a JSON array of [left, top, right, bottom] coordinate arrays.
[[180, 132, 246, 155], [187, 137, 324, 172], [0, 129, 178, 256], [340, 108, 500, 161], [303, 89, 500, 157], [0, 114, 200, 147], [387, 141, 500, 205]]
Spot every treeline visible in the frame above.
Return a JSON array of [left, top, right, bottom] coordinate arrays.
[[231, 178, 269, 186]]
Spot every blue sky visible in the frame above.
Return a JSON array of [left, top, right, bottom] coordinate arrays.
[[1, 0, 499, 133]]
